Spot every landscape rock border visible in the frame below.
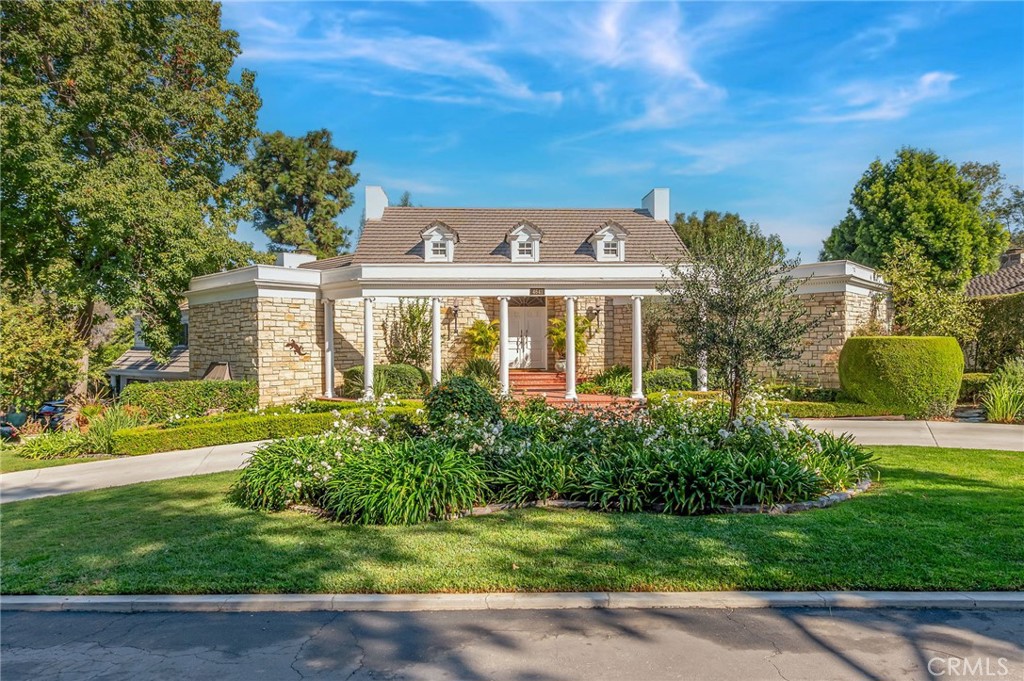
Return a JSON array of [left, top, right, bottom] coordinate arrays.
[[462, 478, 874, 518]]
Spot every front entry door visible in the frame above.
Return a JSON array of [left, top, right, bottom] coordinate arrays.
[[507, 306, 547, 369]]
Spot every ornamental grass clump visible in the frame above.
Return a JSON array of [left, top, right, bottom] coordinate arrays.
[[323, 438, 485, 525], [981, 358, 1024, 423]]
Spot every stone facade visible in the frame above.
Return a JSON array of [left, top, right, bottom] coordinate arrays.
[[757, 290, 891, 388], [190, 287, 889, 404], [189, 296, 322, 406]]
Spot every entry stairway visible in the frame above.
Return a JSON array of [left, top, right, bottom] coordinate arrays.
[[508, 369, 621, 406]]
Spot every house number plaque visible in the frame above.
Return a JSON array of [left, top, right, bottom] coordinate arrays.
[[529, 288, 545, 296]]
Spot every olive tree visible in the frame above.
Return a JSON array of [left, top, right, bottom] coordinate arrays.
[[663, 223, 817, 421]]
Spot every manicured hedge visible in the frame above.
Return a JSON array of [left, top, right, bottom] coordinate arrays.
[[839, 337, 964, 418], [119, 380, 257, 421], [648, 392, 896, 418], [970, 293, 1024, 371], [341, 364, 425, 398], [959, 373, 991, 404], [642, 367, 693, 392], [111, 406, 421, 456]]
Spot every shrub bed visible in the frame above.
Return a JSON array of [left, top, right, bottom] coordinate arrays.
[[647, 392, 896, 418], [112, 406, 421, 456], [981, 358, 1024, 424], [580, 366, 699, 396], [839, 337, 964, 418], [970, 292, 1024, 371], [119, 380, 258, 421], [340, 364, 425, 399], [959, 373, 992, 404], [234, 390, 876, 525]]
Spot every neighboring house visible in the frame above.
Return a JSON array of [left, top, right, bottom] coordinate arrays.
[[106, 305, 190, 394], [186, 186, 890, 405], [966, 248, 1024, 297]]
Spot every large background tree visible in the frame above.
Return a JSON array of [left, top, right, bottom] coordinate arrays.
[[243, 129, 358, 258], [673, 210, 752, 253], [663, 221, 817, 420], [821, 147, 1009, 286], [1, 0, 262, 374]]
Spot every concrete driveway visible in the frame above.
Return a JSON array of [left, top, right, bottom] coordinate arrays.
[[0, 441, 263, 504], [806, 419, 1024, 451], [2, 607, 1021, 680]]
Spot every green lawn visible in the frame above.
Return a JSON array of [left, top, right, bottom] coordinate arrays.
[[1, 445, 1021, 595], [0, 448, 116, 474]]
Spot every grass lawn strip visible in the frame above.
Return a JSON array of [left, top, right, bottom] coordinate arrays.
[[1, 445, 1020, 595]]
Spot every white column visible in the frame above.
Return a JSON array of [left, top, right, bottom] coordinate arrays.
[[323, 299, 335, 398], [564, 296, 577, 400], [431, 297, 442, 386], [697, 351, 709, 392], [362, 297, 375, 399], [631, 295, 644, 400], [498, 296, 510, 395]]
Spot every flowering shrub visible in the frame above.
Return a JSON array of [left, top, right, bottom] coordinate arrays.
[[323, 437, 485, 525], [423, 376, 501, 427], [232, 384, 876, 523]]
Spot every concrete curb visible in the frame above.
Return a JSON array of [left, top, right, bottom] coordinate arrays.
[[2, 591, 1021, 613]]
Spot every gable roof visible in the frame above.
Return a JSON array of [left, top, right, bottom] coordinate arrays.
[[350, 207, 686, 266], [966, 262, 1024, 297]]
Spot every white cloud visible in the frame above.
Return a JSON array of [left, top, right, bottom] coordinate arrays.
[[804, 72, 957, 123]]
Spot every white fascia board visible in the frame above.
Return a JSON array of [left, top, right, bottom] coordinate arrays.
[[322, 263, 674, 299], [187, 265, 322, 305]]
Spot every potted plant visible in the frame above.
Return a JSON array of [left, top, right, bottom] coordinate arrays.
[[548, 317, 591, 372]]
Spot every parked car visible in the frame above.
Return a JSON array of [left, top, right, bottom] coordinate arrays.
[[0, 411, 28, 441], [36, 400, 68, 430]]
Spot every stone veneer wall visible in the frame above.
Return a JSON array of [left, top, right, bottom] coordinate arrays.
[[257, 298, 323, 405], [758, 290, 891, 388], [188, 298, 260, 384], [545, 296, 613, 377], [189, 297, 323, 406]]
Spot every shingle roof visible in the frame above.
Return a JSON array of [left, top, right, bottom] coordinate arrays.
[[966, 263, 1024, 297], [299, 253, 355, 270], [349, 207, 687, 265], [107, 346, 190, 376]]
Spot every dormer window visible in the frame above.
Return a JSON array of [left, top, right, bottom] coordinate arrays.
[[507, 221, 543, 263], [590, 221, 628, 262], [421, 221, 458, 263]]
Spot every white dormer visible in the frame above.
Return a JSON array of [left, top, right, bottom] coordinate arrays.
[[589, 221, 628, 262], [421, 221, 458, 262], [507, 221, 543, 263]]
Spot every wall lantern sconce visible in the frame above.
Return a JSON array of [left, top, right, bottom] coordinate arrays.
[[585, 305, 602, 332], [451, 302, 461, 333]]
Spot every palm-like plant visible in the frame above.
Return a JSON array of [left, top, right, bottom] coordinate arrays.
[[548, 316, 591, 360], [462, 319, 500, 359]]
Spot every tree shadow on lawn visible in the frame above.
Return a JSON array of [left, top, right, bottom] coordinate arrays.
[[1, 454, 1022, 595]]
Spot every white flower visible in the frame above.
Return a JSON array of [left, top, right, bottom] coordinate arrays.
[[294, 480, 302, 489]]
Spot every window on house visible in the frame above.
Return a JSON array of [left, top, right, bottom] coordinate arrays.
[[602, 241, 619, 259], [431, 241, 448, 258]]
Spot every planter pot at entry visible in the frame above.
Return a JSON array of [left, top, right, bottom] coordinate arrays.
[[555, 359, 567, 372]]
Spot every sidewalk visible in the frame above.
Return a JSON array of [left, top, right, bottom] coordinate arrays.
[[0, 441, 264, 504], [806, 419, 1024, 451]]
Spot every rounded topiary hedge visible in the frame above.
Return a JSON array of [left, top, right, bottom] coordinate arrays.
[[838, 336, 964, 418]]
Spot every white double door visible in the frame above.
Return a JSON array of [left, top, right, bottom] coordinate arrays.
[[507, 306, 547, 369]]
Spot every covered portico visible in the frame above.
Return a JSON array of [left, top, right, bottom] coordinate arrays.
[[319, 263, 671, 401]]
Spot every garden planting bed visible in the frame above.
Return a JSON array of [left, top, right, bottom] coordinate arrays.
[[231, 379, 878, 527]]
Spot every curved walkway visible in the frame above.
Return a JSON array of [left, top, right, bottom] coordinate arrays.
[[0, 441, 264, 504], [1, 421, 1020, 505]]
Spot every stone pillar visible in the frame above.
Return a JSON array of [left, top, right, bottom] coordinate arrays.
[[564, 296, 577, 400], [323, 299, 335, 398], [697, 351, 709, 392], [631, 296, 644, 400], [431, 297, 442, 386], [498, 296, 510, 395], [363, 297, 375, 399]]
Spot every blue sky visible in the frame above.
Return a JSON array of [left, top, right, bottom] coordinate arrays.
[[221, 1, 1024, 260]]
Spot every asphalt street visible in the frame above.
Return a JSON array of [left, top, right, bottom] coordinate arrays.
[[2, 607, 1022, 680]]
